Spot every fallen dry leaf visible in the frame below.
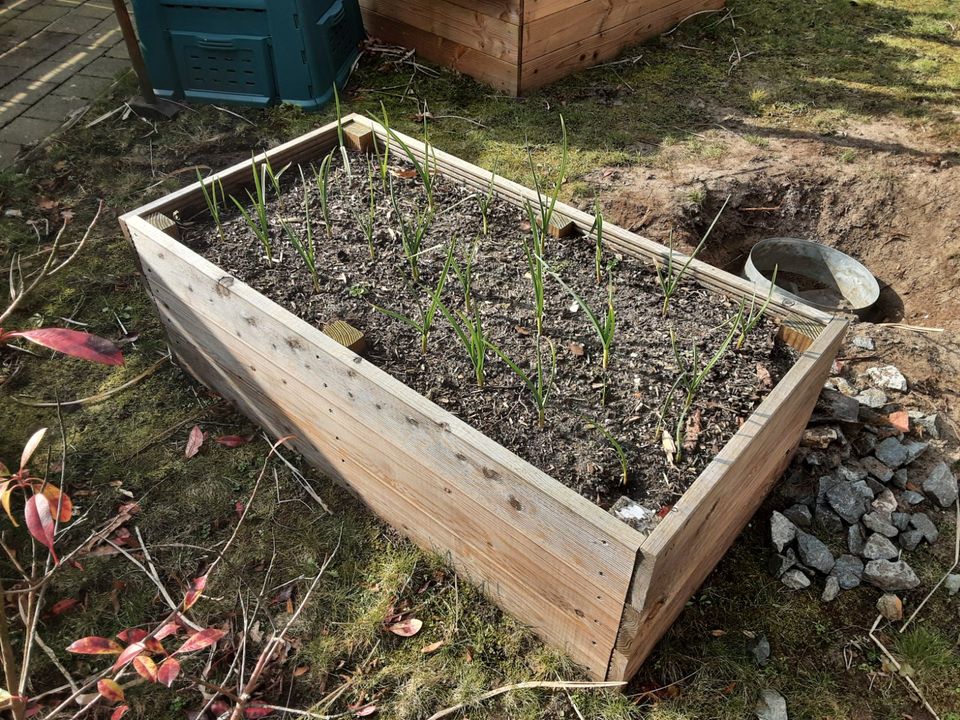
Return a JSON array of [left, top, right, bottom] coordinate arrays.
[[386, 618, 423, 637], [185, 425, 205, 458], [756, 363, 773, 389], [683, 408, 702, 452], [568, 341, 585, 357], [420, 640, 444, 654]]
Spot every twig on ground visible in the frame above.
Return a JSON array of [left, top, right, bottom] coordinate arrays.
[[426, 681, 625, 720], [868, 615, 940, 719], [12, 356, 169, 407], [48, 201, 104, 276]]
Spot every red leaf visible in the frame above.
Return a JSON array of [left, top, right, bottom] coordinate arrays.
[[656, 505, 673, 519], [155, 622, 181, 640], [175, 627, 225, 654], [386, 618, 423, 637], [133, 654, 159, 682], [354, 706, 378, 717], [157, 656, 181, 687], [112, 642, 146, 671], [40, 483, 73, 523], [9, 328, 123, 366], [185, 425, 205, 458], [50, 598, 80, 616], [97, 678, 125, 704], [111, 705, 130, 720], [183, 574, 208, 611], [244, 703, 273, 718], [24, 493, 58, 563], [20, 428, 47, 471], [117, 628, 164, 654], [66, 636, 125, 655], [216, 435, 252, 448]]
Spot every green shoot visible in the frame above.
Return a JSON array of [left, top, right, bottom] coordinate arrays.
[[389, 178, 432, 284], [579, 414, 628, 486], [372, 241, 455, 354], [230, 158, 272, 263], [279, 167, 320, 292], [591, 198, 604, 284], [352, 159, 377, 259], [333, 84, 352, 179], [486, 336, 558, 428], [736, 265, 779, 349], [314, 151, 334, 238], [450, 237, 479, 313], [373, 102, 392, 191], [544, 260, 616, 370], [477, 171, 496, 236], [387, 121, 436, 212], [655, 195, 730, 317], [438, 298, 487, 389], [525, 116, 568, 242], [522, 202, 548, 336], [197, 170, 225, 241], [666, 308, 743, 461]]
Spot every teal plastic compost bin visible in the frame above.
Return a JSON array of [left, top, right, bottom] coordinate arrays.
[[131, 0, 364, 109]]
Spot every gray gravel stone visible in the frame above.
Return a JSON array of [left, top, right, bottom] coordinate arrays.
[[783, 504, 813, 528], [817, 475, 838, 504], [892, 512, 911, 532], [945, 574, 960, 596], [755, 689, 789, 720], [781, 568, 811, 590], [747, 634, 771, 667], [852, 335, 875, 350], [862, 456, 894, 483], [901, 440, 928, 465], [872, 489, 898, 514], [863, 510, 899, 538], [864, 560, 920, 591], [922, 462, 958, 508], [862, 533, 900, 561], [814, 504, 845, 534], [609, 497, 659, 534], [853, 431, 878, 455], [856, 388, 888, 408], [864, 477, 886, 496], [892, 469, 909, 490], [909, 513, 939, 544], [797, 532, 835, 573], [848, 525, 866, 555], [852, 480, 876, 499], [836, 462, 868, 483], [899, 530, 924, 552], [874, 437, 910, 468], [822, 576, 840, 602], [902, 490, 925, 506], [826, 482, 871, 524], [831, 554, 864, 590], [866, 365, 908, 392], [770, 511, 797, 553], [768, 550, 797, 578]]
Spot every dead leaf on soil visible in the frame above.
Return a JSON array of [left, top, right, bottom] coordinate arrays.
[[386, 618, 422, 637], [661, 433, 677, 467], [185, 425, 205, 458], [756, 363, 773, 389], [683, 408, 702, 452], [421, 640, 444, 654], [568, 341, 585, 357]]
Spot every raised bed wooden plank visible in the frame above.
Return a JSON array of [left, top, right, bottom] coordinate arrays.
[[608, 317, 848, 679], [125, 214, 642, 676], [359, 5, 519, 94], [519, 0, 726, 90]]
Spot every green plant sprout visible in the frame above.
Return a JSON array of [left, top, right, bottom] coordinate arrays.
[[373, 101, 392, 191], [389, 178, 433, 284], [372, 241, 455, 354], [591, 198, 604, 284], [525, 116, 568, 242], [655, 195, 731, 317], [544, 261, 616, 370], [486, 336, 558, 428], [736, 265, 779, 349], [314, 151, 334, 238], [279, 167, 320, 292], [230, 158, 273, 263], [451, 237, 479, 313], [477, 171, 496, 236], [438, 298, 487, 389], [663, 308, 743, 461], [352, 159, 378, 259], [579, 414, 628, 486], [196, 170, 225, 241], [333, 84, 352, 179], [522, 213, 548, 336], [387, 117, 437, 212]]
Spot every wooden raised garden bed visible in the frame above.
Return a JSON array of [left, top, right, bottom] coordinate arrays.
[[120, 114, 846, 682], [359, 0, 726, 94]]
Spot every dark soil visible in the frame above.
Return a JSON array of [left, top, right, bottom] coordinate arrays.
[[180, 150, 796, 513]]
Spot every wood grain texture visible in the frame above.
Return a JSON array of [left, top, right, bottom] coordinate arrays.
[[607, 318, 848, 680], [125, 214, 641, 676]]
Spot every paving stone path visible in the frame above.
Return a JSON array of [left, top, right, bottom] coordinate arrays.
[[1, 0, 129, 168]]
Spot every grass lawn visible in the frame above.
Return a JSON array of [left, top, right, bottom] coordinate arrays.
[[1, 0, 958, 718]]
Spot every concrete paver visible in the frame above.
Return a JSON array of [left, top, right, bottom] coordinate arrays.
[[0, 0, 129, 168]]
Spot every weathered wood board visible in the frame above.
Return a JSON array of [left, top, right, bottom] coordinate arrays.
[[121, 114, 846, 681], [358, 0, 726, 94]]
